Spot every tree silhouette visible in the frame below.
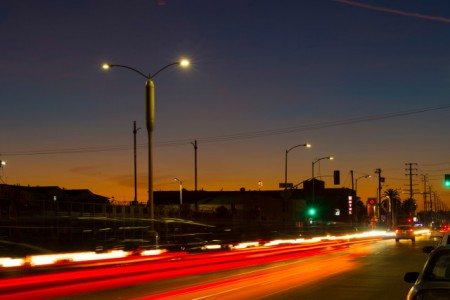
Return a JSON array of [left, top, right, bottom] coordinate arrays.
[[402, 198, 417, 216], [382, 188, 402, 226]]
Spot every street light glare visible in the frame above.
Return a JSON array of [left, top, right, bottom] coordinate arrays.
[[0, 161, 6, 166], [306, 143, 312, 148], [329, 156, 334, 160], [179, 59, 190, 68], [102, 63, 110, 70]]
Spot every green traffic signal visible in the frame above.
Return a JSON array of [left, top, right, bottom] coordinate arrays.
[[307, 207, 317, 216], [445, 174, 450, 188]]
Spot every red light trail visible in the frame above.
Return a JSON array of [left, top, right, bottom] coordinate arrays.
[[0, 238, 380, 300]]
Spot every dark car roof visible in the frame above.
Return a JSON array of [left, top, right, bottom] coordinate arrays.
[[422, 248, 450, 282], [397, 225, 413, 229]]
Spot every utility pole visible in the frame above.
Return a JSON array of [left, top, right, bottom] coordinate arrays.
[[375, 168, 383, 224], [421, 174, 428, 211], [429, 186, 434, 224], [191, 140, 198, 212], [405, 163, 418, 200], [133, 121, 141, 204], [435, 193, 441, 211], [350, 170, 354, 191], [429, 186, 433, 211], [191, 140, 198, 191], [434, 192, 440, 223]]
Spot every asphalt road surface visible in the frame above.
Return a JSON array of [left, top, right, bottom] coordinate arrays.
[[54, 235, 437, 300]]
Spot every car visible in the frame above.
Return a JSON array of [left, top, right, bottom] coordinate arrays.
[[96, 239, 155, 255], [395, 225, 415, 243], [404, 247, 450, 299], [423, 233, 450, 254], [440, 233, 450, 247], [440, 224, 450, 234]]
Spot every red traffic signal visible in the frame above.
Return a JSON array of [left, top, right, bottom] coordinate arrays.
[[368, 198, 376, 205]]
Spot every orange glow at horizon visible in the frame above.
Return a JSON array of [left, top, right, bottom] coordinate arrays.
[[2, 142, 448, 211], [3, 168, 444, 211]]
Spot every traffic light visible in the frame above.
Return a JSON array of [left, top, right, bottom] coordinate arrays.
[[333, 170, 340, 185], [307, 207, 317, 217], [445, 174, 450, 188], [368, 198, 376, 206]]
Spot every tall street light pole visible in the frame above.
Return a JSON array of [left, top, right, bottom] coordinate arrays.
[[355, 175, 371, 196], [375, 168, 382, 223], [191, 140, 198, 191], [284, 143, 311, 191], [311, 156, 333, 203], [354, 174, 371, 224], [0, 160, 6, 184], [174, 177, 183, 213], [102, 59, 190, 219], [311, 156, 333, 181], [132, 121, 141, 205]]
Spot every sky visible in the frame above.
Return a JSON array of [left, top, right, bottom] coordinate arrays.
[[0, 0, 449, 209]]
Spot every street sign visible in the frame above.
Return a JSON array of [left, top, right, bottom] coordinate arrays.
[[348, 195, 353, 215], [279, 183, 293, 188]]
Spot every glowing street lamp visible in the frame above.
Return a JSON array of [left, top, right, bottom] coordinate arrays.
[[355, 175, 371, 196], [311, 156, 333, 203], [311, 156, 333, 180], [102, 58, 190, 219], [284, 143, 311, 190], [180, 59, 190, 68]]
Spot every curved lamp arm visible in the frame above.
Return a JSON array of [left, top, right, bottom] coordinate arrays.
[[287, 143, 311, 154], [102, 64, 149, 79], [151, 62, 180, 79]]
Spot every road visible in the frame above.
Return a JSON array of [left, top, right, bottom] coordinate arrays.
[[72, 236, 434, 299], [0, 235, 437, 300]]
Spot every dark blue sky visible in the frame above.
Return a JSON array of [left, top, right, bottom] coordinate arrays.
[[1, 0, 449, 206]]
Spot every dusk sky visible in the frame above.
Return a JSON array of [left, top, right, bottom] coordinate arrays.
[[1, 0, 449, 208]]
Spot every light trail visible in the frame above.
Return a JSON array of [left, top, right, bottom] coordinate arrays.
[[0, 229, 399, 269], [0, 238, 380, 300], [137, 248, 362, 300]]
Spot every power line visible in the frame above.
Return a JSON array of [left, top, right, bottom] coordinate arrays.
[[173, 104, 450, 144], [2, 104, 450, 156], [422, 161, 450, 166]]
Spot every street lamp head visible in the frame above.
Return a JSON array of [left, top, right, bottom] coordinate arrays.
[[102, 63, 111, 70], [179, 59, 190, 68], [328, 156, 334, 160], [306, 143, 312, 148], [0, 161, 5, 166]]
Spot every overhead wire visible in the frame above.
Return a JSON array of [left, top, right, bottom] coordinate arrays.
[[2, 104, 450, 156]]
